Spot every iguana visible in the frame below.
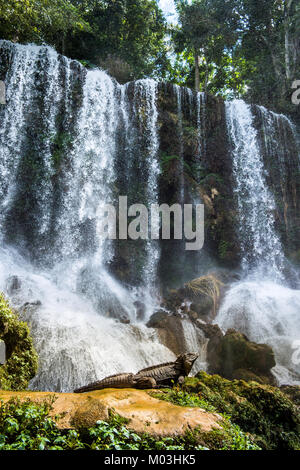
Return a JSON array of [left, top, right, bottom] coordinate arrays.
[[74, 353, 198, 393]]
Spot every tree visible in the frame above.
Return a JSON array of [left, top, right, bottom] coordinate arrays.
[[173, 0, 241, 92], [0, 0, 89, 53], [66, 0, 169, 81], [170, 0, 300, 116], [235, 0, 300, 111]]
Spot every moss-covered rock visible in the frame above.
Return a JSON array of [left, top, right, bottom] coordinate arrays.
[[182, 371, 300, 450], [204, 328, 276, 385], [280, 385, 300, 406], [0, 293, 38, 390]]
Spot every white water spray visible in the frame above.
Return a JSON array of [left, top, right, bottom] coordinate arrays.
[[0, 41, 173, 391], [216, 100, 300, 384]]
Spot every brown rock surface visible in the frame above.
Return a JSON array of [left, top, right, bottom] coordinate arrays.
[[0, 388, 222, 436]]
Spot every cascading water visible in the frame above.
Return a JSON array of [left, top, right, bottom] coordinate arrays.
[[225, 100, 285, 279], [181, 318, 208, 374], [0, 41, 174, 391], [174, 85, 185, 203], [2, 40, 299, 390], [132, 80, 161, 317], [216, 100, 300, 384]]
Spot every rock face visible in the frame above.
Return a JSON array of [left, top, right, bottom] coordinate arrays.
[[0, 389, 222, 436], [147, 311, 187, 356], [203, 328, 276, 385], [156, 86, 240, 289]]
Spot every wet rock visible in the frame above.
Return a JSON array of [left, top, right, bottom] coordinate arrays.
[[147, 311, 186, 356], [163, 271, 233, 321], [134, 301, 146, 321], [205, 328, 276, 385], [23, 300, 42, 308], [231, 369, 273, 385], [6, 275, 22, 295]]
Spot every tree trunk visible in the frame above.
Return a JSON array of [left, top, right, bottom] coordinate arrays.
[[284, 0, 292, 80], [194, 52, 200, 92], [204, 58, 209, 93], [61, 34, 66, 56]]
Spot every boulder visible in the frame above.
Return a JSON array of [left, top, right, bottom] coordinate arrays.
[[162, 271, 239, 321], [147, 311, 186, 356], [205, 328, 276, 385], [183, 371, 300, 450]]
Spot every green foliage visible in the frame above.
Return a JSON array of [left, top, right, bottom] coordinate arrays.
[[0, 398, 86, 450], [160, 152, 180, 172], [200, 421, 260, 451], [183, 372, 300, 450], [66, 0, 169, 81], [0, 0, 169, 81], [151, 386, 217, 412], [170, 0, 300, 114], [172, 0, 242, 93], [151, 386, 260, 450], [51, 132, 73, 170], [0, 396, 260, 450], [218, 240, 229, 260], [0, 293, 38, 391], [0, 0, 90, 50]]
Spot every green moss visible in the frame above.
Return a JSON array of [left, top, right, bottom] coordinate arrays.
[[218, 240, 229, 259], [0, 294, 38, 390], [151, 386, 216, 412], [151, 385, 260, 450], [182, 372, 300, 450], [51, 131, 72, 170]]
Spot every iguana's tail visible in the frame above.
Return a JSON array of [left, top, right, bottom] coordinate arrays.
[[74, 373, 135, 393]]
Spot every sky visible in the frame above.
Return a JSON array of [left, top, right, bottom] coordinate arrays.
[[158, 0, 177, 23]]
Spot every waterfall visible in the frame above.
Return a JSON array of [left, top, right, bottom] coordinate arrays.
[[225, 100, 285, 279], [216, 100, 300, 385], [133, 80, 160, 315], [0, 40, 174, 391], [175, 85, 185, 202], [181, 318, 208, 374]]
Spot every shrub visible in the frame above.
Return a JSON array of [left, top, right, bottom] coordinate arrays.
[[0, 293, 38, 390]]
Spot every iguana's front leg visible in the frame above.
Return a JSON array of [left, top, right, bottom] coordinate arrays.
[[135, 376, 157, 389], [177, 375, 185, 386]]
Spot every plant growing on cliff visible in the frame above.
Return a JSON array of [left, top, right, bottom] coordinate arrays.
[[0, 293, 38, 390], [184, 274, 223, 316]]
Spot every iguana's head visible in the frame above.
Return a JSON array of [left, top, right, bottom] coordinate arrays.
[[177, 353, 198, 375]]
